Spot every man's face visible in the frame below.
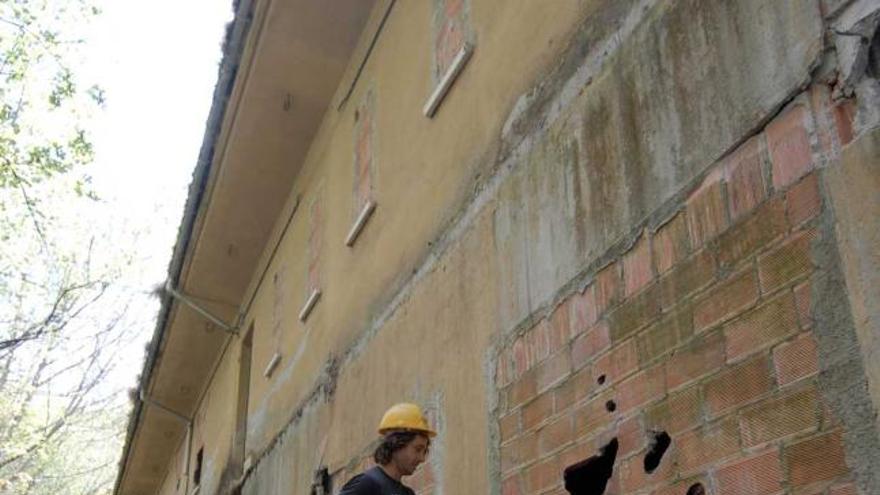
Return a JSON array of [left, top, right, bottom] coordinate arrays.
[[392, 434, 430, 476]]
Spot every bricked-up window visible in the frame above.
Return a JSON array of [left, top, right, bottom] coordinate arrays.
[[300, 193, 323, 321], [346, 92, 376, 247], [423, 0, 474, 117]]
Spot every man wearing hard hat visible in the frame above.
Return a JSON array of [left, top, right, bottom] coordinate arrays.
[[338, 403, 436, 495]]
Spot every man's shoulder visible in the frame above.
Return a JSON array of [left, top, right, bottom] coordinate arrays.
[[339, 467, 416, 495], [339, 472, 381, 495]]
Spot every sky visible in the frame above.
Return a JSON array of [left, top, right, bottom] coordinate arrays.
[[77, 0, 234, 387]]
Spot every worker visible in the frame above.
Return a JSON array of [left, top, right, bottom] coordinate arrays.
[[338, 403, 436, 495]]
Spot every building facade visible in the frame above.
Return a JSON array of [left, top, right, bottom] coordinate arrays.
[[115, 1, 880, 494]]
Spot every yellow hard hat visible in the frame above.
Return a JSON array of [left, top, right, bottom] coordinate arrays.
[[377, 403, 437, 437]]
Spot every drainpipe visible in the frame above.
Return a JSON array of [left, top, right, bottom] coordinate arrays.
[[163, 281, 238, 335], [139, 389, 194, 494]]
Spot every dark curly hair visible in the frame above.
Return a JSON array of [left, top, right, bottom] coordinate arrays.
[[373, 431, 430, 465]]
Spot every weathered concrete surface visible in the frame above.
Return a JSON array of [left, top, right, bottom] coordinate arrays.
[[826, 127, 880, 430], [496, 0, 824, 333]]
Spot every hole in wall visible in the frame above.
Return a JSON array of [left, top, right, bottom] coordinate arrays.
[[597, 374, 606, 385], [605, 400, 616, 412], [643, 430, 671, 474], [563, 437, 618, 495], [686, 482, 706, 495]]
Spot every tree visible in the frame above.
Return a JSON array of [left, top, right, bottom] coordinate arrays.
[[0, 2, 137, 494]]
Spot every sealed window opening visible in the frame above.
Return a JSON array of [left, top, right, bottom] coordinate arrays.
[[686, 482, 706, 495], [193, 447, 204, 486], [563, 437, 618, 495], [605, 400, 616, 412], [643, 430, 671, 473]]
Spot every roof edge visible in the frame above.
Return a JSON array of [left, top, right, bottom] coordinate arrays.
[[113, 1, 256, 492]]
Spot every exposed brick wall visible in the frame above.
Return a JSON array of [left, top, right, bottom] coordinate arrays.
[[308, 193, 323, 293], [353, 91, 375, 215], [493, 84, 858, 495]]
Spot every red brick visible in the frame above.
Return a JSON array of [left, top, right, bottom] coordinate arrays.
[[644, 386, 702, 434], [549, 300, 571, 353], [501, 474, 524, 495], [786, 173, 821, 226], [500, 411, 520, 442], [497, 352, 512, 388], [508, 371, 536, 408], [758, 229, 816, 293], [716, 449, 784, 495], [527, 322, 551, 368], [571, 365, 596, 403], [571, 321, 610, 370], [724, 291, 800, 362], [705, 355, 773, 417], [591, 339, 638, 386], [832, 99, 856, 147], [512, 336, 529, 377], [694, 268, 759, 332], [794, 280, 812, 328], [618, 456, 650, 493], [615, 415, 644, 458], [594, 263, 621, 315], [569, 288, 598, 337], [538, 413, 574, 455], [522, 392, 554, 430], [617, 365, 666, 413], [554, 377, 577, 412], [618, 446, 676, 493], [434, 2, 466, 77], [573, 390, 616, 436], [654, 477, 710, 495], [774, 333, 819, 386], [717, 197, 788, 268], [665, 331, 726, 391], [609, 284, 662, 342], [768, 104, 814, 190], [659, 249, 717, 309], [740, 387, 819, 447], [523, 454, 558, 489], [536, 351, 572, 392], [501, 432, 537, 473], [687, 169, 729, 247], [557, 439, 592, 472], [652, 212, 690, 275], [677, 417, 741, 474], [786, 430, 850, 487], [623, 232, 653, 296], [830, 483, 857, 495], [636, 304, 694, 366], [725, 135, 768, 220]]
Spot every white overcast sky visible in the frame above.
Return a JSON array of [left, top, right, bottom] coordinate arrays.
[[78, 0, 234, 386]]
